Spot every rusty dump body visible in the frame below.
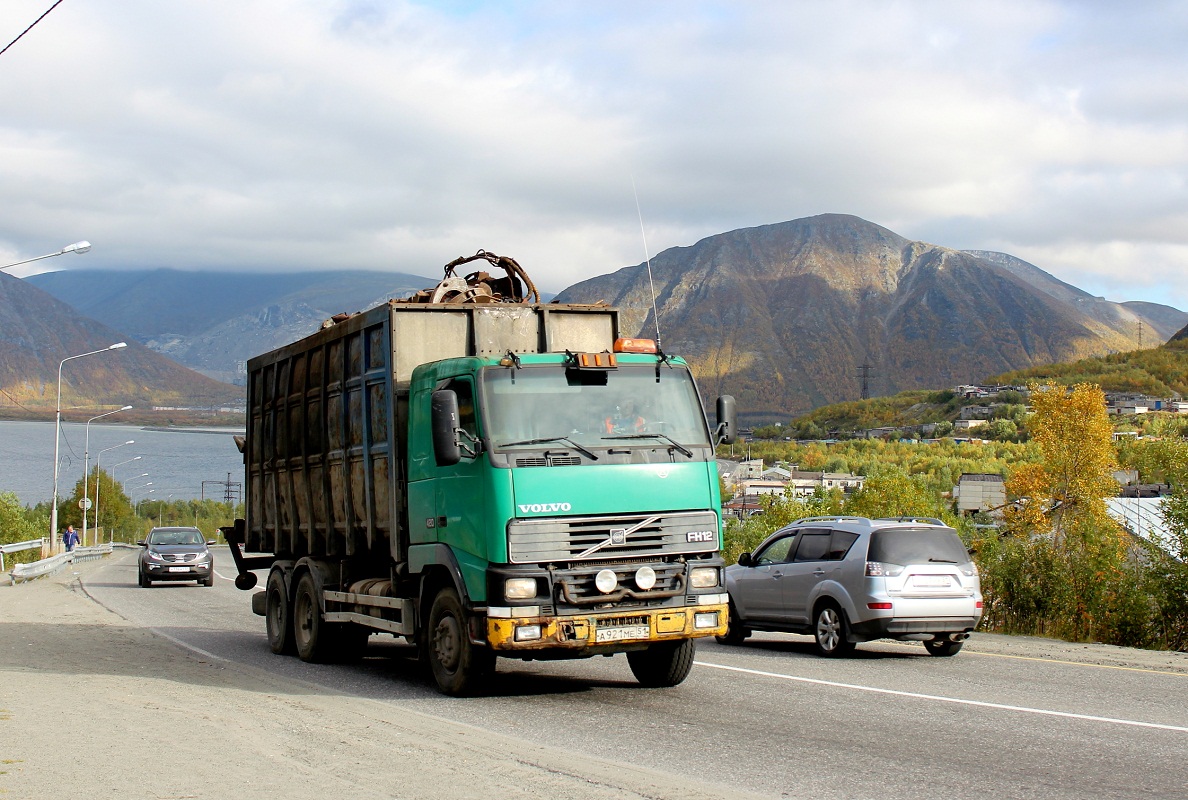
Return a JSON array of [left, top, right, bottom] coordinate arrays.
[[242, 300, 619, 566]]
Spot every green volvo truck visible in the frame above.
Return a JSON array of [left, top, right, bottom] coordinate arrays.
[[223, 264, 737, 695]]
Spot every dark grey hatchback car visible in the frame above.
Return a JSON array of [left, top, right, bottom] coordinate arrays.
[[137, 526, 215, 587]]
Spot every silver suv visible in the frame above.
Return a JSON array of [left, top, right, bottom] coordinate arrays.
[[719, 516, 982, 656]]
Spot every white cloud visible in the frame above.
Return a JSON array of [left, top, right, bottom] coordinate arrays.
[[0, 0, 1186, 305]]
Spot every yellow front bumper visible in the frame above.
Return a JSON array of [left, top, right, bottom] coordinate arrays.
[[487, 603, 729, 651]]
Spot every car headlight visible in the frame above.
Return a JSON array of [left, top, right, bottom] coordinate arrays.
[[690, 567, 719, 589], [147, 551, 168, 562], [504, 577, 537, 600]]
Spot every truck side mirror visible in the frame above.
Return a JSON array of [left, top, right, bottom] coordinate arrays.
[[715, 395, 737, 444], [431, 390, 463, 467]]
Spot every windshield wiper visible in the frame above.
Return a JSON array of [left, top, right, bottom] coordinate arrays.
[[497, 436, 598, 460], [601, 433, 693, 458], [928, 557, 958, 563]]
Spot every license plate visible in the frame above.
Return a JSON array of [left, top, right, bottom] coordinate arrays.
[[168, 566, 190, 573], [912, 575, 951, 587], [595, 625, 650, 643]]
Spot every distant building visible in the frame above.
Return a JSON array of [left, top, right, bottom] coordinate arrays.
[[953, 418, 989, 431], [954, 473, 1006, 515]]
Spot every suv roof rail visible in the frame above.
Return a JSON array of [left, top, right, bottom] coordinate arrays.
[[873, 516, 948, 526], [792, 516, 873, 526]]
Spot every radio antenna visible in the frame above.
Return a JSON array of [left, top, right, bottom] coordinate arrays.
[[631, 175, 662, 349]]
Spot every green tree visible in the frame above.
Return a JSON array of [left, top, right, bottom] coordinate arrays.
[[843, 464, 942, 519], [63, 468, 136, 543]]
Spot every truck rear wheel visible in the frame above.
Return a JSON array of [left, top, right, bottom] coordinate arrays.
[[427, 587, 493, 696], [266, 569, 295, 655], [293, 573, 333, 663], [627, 638, 696, 687]]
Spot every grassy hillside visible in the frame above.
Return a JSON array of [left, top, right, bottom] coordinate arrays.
[[776, 340, 1188, 439], [987, 338, 1188, 396]]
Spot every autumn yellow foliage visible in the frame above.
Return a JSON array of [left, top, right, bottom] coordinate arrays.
[[1004, 383, 1119, 541]]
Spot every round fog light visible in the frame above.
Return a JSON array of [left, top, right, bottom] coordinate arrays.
[[594, 568, 618, 594], [634, 566, 657, 590]]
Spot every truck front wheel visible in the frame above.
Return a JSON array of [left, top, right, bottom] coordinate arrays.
[[427, 588, 493, 696], [627, 638, 696, 687]]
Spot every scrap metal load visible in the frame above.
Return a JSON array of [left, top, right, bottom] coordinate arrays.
[[402, 250, 542, 305]]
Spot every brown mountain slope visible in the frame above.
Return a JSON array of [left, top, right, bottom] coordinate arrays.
[[0, 272, 242, 413], [555, 214, 1161, 421]]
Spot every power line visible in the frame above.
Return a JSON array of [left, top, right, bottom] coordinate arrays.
[[0, 0, 67, 58]]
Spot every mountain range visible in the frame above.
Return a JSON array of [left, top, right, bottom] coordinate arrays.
[[555, 214, 1185, 421], [0, 271, 243, 413], [9, 214, 1185, 422]]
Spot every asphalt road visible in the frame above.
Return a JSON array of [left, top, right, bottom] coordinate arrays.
[[84, 547, 1188, 799]]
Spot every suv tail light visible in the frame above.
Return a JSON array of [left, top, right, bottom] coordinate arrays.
[[867, 602, 893, 610], [865, 561, 904, 577]]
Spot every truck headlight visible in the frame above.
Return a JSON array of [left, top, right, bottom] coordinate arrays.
[[595, 569, 618, 594], [690, 567, 719, 589], [504, 577, 537, 600]]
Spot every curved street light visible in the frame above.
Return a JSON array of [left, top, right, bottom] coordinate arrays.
[[92, 445, 134, 544], [50, 343, 127, 543], [82, 405, 133, 546], [1, 240, 91, 272]]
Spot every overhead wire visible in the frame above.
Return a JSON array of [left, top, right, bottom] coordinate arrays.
[[0, 0, 67, 58]]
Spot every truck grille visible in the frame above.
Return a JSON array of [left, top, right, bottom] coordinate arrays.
[[515, 456, 582, 467], [507, 511, 718, 563]]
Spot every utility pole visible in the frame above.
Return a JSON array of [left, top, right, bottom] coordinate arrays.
[[1138, 320, 1143, 349]]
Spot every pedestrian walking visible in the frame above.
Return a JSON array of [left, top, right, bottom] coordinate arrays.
[[62, 524, 80, 552]]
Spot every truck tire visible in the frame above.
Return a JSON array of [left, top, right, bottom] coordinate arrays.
[[627, 638, 696, 687], [266, 569, 295, 655], [293, 573, 333, 663], [427, 587, 493, 696]]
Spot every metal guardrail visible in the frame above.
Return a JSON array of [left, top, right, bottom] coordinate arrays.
[[8, 543, 114, 584], [0, 538, 47, 572]]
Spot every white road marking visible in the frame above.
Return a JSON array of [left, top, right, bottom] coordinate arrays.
[[694, 660, 1188, 733]]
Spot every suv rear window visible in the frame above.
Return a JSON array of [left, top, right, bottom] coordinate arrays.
[[867, 527, 969, 565]]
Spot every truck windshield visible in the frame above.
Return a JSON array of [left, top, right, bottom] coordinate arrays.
[[482, 364, 712, 451]]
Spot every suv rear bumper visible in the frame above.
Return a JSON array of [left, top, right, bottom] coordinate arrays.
[[851, 616, 981, 638]]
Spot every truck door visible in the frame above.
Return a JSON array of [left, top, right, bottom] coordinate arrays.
[[433, 377, 488, 569]]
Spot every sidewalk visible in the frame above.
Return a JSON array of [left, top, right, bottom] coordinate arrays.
[[0, 557, 756, 800]]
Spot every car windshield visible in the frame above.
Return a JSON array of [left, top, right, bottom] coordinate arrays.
[[481, 363, 711, 451], [149, 529, 205, 546], [868, 528, 969, 565]]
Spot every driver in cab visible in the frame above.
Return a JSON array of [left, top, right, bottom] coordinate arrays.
[[605, 400, 646, 434]]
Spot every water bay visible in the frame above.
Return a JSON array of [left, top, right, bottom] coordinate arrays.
[[0, 420, 245, 507]]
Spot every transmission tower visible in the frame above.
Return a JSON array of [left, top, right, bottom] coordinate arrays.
[[856, 361, 877, 400]]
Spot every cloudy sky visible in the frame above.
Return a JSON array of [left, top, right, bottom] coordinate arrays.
[[1, 1, 1186, 303]]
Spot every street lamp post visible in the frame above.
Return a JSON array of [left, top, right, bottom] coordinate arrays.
[[1, 240, 91, 272], [93, 446, 135, 544], [82, 405, 133, 546], [50, 343, 127, 544]]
